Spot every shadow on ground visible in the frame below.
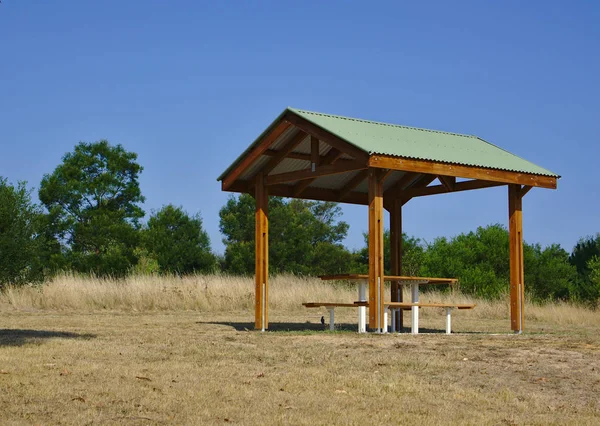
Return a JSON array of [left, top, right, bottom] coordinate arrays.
[[0, 329, 96, 347], [202, 321, 454, 334]]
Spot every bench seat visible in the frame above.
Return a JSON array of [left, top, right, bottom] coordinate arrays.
[[302, 302, 368, 308], [385, 302, 475, 310]]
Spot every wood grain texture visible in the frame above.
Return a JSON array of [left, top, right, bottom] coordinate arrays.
[[369, 155, 558, 189]]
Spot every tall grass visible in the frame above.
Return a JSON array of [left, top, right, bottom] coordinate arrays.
[[1, 273, 598, 326]]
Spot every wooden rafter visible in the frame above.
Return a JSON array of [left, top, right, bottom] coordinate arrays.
[[226, 181, 368, 206], [311, 136, 320, 166], [401, 175, 437, 205], [369, 155, 557, 189], [260, 130, 307, 176], [262, 149, 358, 165], [383, 172, 419, 199], [265, 160, 366, 186], [520, 185, 533, 197], [402, 179, 505, 198], [222, 120, 292, 191], [292, 148, 343, 197], [284, 112, 370, 163], [338, 170, 368, 201]]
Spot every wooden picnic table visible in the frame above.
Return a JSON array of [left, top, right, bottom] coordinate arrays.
[[316, 274, 462, 334]]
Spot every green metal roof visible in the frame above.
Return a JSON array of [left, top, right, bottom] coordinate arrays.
[[289, 108, 559, 178], [218, 107, 559, 181]]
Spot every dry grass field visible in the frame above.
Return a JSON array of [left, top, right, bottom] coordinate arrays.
[[1, 274, 599, 425]]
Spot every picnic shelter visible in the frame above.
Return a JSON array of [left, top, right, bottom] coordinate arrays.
[[217, 108, 559, 333]]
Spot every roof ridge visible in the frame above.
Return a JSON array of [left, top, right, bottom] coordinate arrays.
[[289, 107, 478, 139]]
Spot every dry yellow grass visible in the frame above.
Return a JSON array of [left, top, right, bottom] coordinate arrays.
[[1, 275, 600, 424]]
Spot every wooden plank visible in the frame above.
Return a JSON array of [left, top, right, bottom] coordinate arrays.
[[225, 181, 369, 206], [520, 185, 533, 197], [254, 173, 269, 330], [389, 198, 403, 330], [385, 302, 476, 309], [383, 171, 419, 199], [368, 168, 385, 330], [263, 149, 358, 165], [303, 302, 368, 308], [284, 112, 370, 163], [401, 175, 437, 205], [319, 274, 457, 283], [338, 170, 368, 201], [402, 179, 506, 198], [222, 120, 292, 191], [293, 148, 343, 197], [311, 136, 320, 166], [265, 161, 366, 186], [261, 130, 307, 176], [438, 175, 456, 192], [369, 155, 558, 189], [509, 184, 524, 332]]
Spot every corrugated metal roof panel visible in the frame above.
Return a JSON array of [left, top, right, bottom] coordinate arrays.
[[238, 155, 270, 181], [289, 108, 559, 178]]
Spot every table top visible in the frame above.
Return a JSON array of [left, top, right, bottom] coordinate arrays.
[[318, 274, 457, 284]]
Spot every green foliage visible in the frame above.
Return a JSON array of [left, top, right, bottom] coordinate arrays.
[[0, 178, 45, 288], [39, 140, 144, 277], [144, 205, 216, 274], [219, 194, 352, 275], [421, 224, 510, 298], [588, 256, 600, 306], [353, 230, 425, 275]]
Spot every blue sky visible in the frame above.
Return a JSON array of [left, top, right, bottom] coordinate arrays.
[[1, 1, 598, 254]]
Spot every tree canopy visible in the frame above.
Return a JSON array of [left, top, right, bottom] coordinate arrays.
[[219, 194, 353, 275], [0, 178, 45, 288], [39, 140, 144, 277], [144, 205, 216, 274]]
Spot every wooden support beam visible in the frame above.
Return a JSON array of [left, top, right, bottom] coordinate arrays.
[[509, 184, 524, 333], [222, 120, 292, 191], [520, 185, 533, 197], [389, 197, 403, 331], [402, 179, 506, 198], [255, 173, 269, 330], [311, 136, 320, 167], [401, 175, 437, 205], [368, 168, 385, 331], [338, 170, 368, 201], [263, 149, 357, 164], [383, 172, 419, 204], [379, 169, 394, 184], [292, 148, 344, 197], [261, 130, 307, 176], [438, 175, 456, 192], [226, 181, 369, 205], [265, 161, 366, 186], [285, 112, 370, 163], [369, 155, 558, 189]]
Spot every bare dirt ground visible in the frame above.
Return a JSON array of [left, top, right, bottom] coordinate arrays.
[[1, 310, 599, 425]]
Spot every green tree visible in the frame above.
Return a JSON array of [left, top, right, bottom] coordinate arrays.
[[219, 194, 352, 275], [588, 256, 600, 307], [353, 230, 426, 275], [144, 205, 216, 274], [39, 140, 144, 277], [0, 178, 45, 288]]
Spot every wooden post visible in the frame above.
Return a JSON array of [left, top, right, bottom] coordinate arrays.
[[255, 173, 269, 330], [368, 168, 385, 331], [389, 198, 403, 331], [509, 184, 524, 333]]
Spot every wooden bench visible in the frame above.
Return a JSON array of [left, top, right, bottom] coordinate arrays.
[[303, 301, 475, 334], [385, 302, 476, 334], [302, 302, 368, 331]]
